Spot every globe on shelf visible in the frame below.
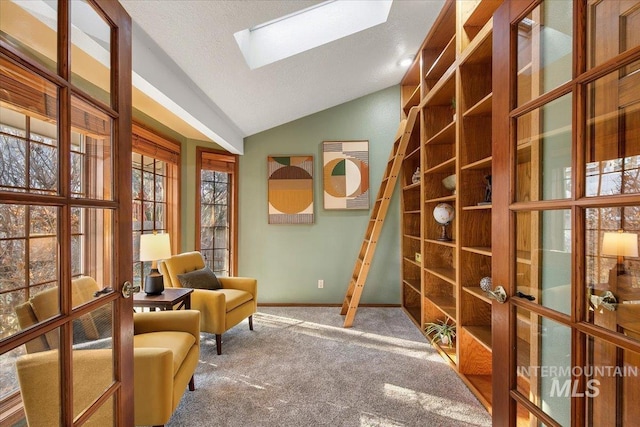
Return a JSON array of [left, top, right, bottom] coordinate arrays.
[[433, 203, 454, 241], [433, 203, 454, 225]]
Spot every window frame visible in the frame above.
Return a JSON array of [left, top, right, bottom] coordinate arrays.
[[131, 123, 181, 286], [195, 147, 238, 276]]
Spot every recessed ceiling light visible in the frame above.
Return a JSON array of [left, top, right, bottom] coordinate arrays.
[[234, 0, 394, 70], [399, 56, 414, 67]]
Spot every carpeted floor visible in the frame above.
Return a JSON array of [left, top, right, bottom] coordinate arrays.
[[165, 307, 492, 427]]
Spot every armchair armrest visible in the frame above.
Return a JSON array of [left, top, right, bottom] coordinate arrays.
[[190, 289, 226, 333], [219, 277, 257, 299], [134, 310, 200, 345], [133, 347, 174, 424]]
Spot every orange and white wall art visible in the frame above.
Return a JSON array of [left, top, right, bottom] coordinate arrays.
[[267, 155, 314, 224], [322, 140, 369, 210]]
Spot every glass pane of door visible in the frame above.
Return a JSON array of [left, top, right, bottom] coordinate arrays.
[[516, 1, 573, 107], [71, 0, 111, 106], [0, 0, 58, 74], [586, 335, 640, 425], [516, 94, 572, 202], [515, 307, 572, 426], [588, 1, 640, 70], [13, 326, 62, 425], [0, 59, 59, 194], [515, 209, 572, 315], [585, 60, 640, 197], [585, 206, 640, 340], [70, 96, 113, 201], [72, 302, 114, 424], [70, 207, 115, 305]]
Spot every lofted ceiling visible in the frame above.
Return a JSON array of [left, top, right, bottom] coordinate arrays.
[[120, 0, 446, 153]]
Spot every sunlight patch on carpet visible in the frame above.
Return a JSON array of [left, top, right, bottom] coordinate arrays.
[[384, 383, 488, 426], [255, 312, 432, 360], [359, 411, 406, 426]]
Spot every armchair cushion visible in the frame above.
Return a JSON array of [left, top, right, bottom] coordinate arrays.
[[177, 266, 222, 290], [134, 331, 196, 376], [223, 289, 254, 312]]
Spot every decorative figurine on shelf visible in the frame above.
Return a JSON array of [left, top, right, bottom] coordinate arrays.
[[433, 202, 455, 241], [478, 174, 492, 206], [412, 167, 420, 184], [442, 174, 456, 195]]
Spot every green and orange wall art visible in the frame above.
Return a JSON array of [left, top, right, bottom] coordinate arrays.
[[322, 140, 369, 210], [267, 155, 314, 224]]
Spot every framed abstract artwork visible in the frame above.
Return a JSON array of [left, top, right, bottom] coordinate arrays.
[[322, 140, 369, 210], [267, 155, 314, 224]]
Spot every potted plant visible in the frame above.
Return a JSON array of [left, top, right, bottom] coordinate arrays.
[[424, 317, 456, 348]]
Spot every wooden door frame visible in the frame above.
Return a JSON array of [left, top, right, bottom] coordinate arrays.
[[105, 0, 134, 424], [491, 1, 515, 425]]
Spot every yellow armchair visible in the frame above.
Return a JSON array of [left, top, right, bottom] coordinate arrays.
[[159, 251, 257, 355], [16, 310, 200, 427], [132, 310, 200, 426]]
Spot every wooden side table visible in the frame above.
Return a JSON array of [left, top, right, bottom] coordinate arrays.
[[133, 288, 193, 311]]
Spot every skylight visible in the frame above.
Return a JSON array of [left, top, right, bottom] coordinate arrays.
[[234, 0, 393, 70]]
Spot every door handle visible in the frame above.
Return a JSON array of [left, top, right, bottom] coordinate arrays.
[[479, 277, 508, 303], [590, 291, 617, 312], [121, 281, 140, 298]]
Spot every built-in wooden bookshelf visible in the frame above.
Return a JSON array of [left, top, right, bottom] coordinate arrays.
[[399, 0, 502, 413]]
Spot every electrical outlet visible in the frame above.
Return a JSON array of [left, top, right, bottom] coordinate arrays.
[[318, 279, 324, 289]]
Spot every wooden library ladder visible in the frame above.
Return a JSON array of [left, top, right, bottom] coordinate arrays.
[[340, 106, 419, 327]]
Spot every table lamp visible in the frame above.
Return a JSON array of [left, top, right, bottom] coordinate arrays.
[[602, 230, 639, 276], [140, 232, 172, 294]]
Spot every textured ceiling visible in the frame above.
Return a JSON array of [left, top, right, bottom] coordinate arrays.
[[120, 0, 445, 138]]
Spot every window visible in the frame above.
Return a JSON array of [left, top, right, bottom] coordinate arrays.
[[131, 124, 180, 289], [196, 148, 237, 276]]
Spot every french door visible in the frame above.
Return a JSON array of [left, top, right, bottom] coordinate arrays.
[[0, 0, 133, 425], [492, 0, 640, 426]]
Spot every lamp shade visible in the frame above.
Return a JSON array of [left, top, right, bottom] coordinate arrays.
[[602, 231, 639, 258], [139, 233, 172, 262]]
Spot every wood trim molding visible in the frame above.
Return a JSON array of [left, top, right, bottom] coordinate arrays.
[[132, 122, 181, 156]]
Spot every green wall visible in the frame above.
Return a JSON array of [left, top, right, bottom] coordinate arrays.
[[238, 85, 402, 304], [179, 138, 225, 253]]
